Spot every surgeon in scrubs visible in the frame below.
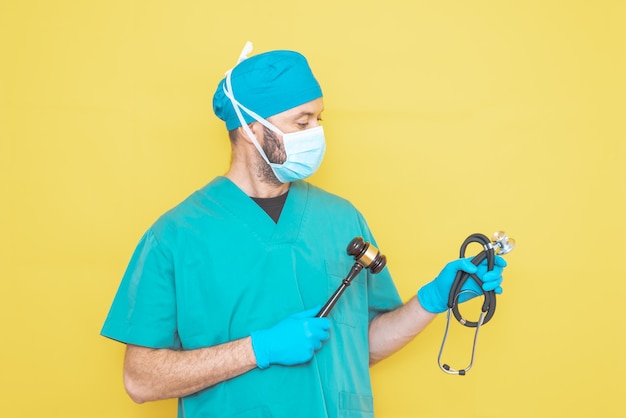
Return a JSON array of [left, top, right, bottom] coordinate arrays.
[[101, 44, 506, 418]]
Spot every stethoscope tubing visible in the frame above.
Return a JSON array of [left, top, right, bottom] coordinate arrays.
[[449, 233, 496, 326], [438, 233, 498, 375]]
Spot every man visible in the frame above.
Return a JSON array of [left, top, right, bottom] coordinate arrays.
[[101, 44, 506, 417]]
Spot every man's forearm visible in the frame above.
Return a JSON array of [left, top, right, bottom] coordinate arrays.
[[123, 337, 257, 403], [368, 296, 437, 365]]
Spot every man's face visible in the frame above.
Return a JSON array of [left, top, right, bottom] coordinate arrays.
[[255, 98, 324, 184]]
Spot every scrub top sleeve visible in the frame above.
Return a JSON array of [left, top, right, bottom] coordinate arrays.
[[101, 228, 180, 349], [366, 266, 403, 322], [353, 211, 404, 322]]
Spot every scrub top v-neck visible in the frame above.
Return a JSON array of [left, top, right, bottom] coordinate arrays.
[[251, 190, 288, 223]]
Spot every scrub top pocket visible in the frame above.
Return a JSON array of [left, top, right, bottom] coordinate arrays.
[[337, 391, 374, 418], [324, 259, 368, 328]]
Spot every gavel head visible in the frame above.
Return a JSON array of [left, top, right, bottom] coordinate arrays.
[[346, 237, 387, 274]]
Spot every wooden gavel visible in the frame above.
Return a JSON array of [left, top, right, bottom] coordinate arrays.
[[316, 237, 386, 318]]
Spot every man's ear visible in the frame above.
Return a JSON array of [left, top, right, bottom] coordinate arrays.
[[237, 122, 262, 145]]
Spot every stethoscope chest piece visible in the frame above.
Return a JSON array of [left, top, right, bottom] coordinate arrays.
[[491, 231, 516, 255]]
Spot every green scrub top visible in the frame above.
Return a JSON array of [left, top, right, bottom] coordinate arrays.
[[101, 177, 403, 418]]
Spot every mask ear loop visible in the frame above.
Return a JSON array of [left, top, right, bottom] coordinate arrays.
[[222, 42, 287, 169], [222, 76, 285, 171], [222, 78, 284, 137]]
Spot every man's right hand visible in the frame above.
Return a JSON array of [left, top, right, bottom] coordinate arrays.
[[250, 306, 331, 369]]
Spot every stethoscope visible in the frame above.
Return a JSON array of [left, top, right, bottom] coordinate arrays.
[[438, 231, 515, 375]]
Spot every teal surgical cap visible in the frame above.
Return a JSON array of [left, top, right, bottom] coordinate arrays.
[[213, 49, 323, 130]]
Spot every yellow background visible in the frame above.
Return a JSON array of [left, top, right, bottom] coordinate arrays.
[[1, 1, 624, 417]]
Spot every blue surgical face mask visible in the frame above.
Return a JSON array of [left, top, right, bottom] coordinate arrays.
[[259, 124, 326, 183], [223, 69, 326, 183]]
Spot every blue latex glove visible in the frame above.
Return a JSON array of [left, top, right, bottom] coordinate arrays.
[[417, 256, 507, 314], [250, 306, 331, 369]]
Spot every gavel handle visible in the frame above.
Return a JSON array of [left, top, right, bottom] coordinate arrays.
[[316, 263, 363, 318]]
